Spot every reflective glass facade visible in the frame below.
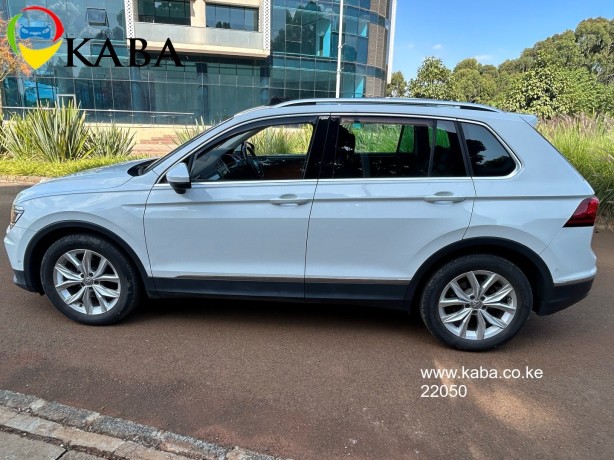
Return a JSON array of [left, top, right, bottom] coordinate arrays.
[[2, 0, 394, 124], [269, 0, 391, 100]]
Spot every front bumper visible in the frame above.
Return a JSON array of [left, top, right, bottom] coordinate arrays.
[[5, 225, 38, 293], [534, 277, 594, 316], [13, 269, 38, 292]]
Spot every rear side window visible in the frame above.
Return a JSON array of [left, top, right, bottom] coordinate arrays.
[[461, 123, 516, 177], [430, 120, 466, 177], [332, 118, 466, 179]]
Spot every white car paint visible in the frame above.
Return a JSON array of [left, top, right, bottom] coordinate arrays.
[[4, 99, 597, 314]]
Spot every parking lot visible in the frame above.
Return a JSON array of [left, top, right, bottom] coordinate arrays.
[[1, 184, 612, 459]]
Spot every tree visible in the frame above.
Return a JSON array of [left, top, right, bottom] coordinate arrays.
[[452, 59, 497, 104], [386, 71, 408, 97], [408, 57, 457, 100], [500, 65, 570, 118], [453, 58, 480, 73], [453, 69, 496, 104], [575, 17, 614, 83], [444, 16, 614, 117], [521, 30, 584, 70], [0, 18, 31, 115]]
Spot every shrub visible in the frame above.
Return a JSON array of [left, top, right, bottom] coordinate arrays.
[[539, 114, 614, 225], [3, 112, 38, 160], [2, 103, 135, 161], [0, 119, 5, 156], [5, 103, 92, 161], [174, 117, 208, 145], [88, 123, 135, 157]]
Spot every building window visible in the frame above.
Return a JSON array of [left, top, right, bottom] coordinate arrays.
[[205, 5, 258, 31], [86, 8, 109, 27], [137, 0, 191, 26]]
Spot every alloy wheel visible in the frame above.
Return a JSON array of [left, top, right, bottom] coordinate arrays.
[[438, 270, 517, 341], [53, 249, 121, 315]]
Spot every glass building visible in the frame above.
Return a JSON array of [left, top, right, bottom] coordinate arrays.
[[1, 0, 396, 124]]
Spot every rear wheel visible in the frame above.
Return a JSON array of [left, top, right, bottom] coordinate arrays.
[[420, 254, 532, 351], [41, 234, 141, 325]]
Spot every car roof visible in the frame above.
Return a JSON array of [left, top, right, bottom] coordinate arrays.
[[234, 98, 538, 127]]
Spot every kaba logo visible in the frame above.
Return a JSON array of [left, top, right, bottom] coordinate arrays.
[[8, 5, 184, 69], [67, 38, 184, 68], [7, 6, 64, 69]]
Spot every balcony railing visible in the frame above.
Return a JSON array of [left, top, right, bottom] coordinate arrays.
[[134, 22, 265, 52]]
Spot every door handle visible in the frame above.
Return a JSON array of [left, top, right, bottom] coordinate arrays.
[[424, 192, 466, 203], [270, 195, 311, 206]]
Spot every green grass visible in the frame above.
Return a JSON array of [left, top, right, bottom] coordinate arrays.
[[0, 156, 136, 178], [252, 125, 313, 155], [539, 115, 614, 226]]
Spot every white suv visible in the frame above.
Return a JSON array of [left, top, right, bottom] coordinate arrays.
[[4, 99, 599, 351]]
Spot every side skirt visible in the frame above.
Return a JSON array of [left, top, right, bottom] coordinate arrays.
[[151, 277, 409, 309]]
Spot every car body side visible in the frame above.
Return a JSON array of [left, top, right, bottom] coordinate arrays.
[[4, 104, 596, 315]]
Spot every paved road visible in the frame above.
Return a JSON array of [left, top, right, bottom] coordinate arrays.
[[1, 184, 612, 459]]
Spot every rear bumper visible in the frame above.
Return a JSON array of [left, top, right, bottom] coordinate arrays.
[[534, 277, 594, 316]]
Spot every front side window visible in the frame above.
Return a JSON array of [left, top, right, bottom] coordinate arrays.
[[189, 121, 315, 182], [206, 5, 259, 31], [462, 123, 516, 177], [332, 118, 466, 179]]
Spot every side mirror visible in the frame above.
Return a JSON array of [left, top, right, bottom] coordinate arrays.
[[166, 163, 191, 194]]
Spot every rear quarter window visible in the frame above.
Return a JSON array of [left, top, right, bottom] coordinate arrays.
[[461, 123, 516, 177]]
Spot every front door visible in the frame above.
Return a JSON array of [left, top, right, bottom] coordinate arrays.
[[144, 116, 327, 299]]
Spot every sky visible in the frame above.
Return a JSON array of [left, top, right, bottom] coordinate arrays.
[[392, 0, 614, 78]]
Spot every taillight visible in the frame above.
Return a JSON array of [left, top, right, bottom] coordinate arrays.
[[564, 196, 599, 227]]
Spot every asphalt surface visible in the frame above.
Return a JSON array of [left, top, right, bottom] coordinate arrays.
[[0, 184, 612, 459]]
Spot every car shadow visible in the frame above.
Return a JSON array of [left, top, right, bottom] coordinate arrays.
[[126, 296, 427, 335]]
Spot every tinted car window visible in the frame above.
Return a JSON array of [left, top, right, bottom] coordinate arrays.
[[333, 119, 431, 178], [430, 120, 467, 177], [462, 123, 516, 177], [332, 119, 466, 179]]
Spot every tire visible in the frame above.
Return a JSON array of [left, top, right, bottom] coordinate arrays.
[[420, 254, 532, 351], [41, 234, 142, 325]]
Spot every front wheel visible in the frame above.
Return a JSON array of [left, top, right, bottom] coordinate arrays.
[[420, 255, 532, 351], [41, 234, 142, 325]]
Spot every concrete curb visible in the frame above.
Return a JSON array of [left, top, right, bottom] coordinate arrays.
[[0, 389, 282, 460], [0, 175, 43, 184]]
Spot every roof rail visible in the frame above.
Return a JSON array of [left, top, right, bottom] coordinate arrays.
[[274, 98, 502, 113]]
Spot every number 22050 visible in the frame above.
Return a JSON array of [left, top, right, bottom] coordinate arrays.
[[421, 384, 467, 398]]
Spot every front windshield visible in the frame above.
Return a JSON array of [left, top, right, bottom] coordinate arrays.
[[141, 117, 233, 174]]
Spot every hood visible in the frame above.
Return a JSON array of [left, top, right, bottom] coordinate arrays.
[[14, 159, 146, 204]]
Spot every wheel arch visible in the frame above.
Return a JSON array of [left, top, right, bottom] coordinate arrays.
[[405, 237, 553, 313], [24, 221, 155, 296]]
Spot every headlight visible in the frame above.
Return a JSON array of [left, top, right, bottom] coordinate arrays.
[[10, 205, 24, 228]]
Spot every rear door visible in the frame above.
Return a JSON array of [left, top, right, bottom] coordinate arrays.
[[305, 116, 476, 302]]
